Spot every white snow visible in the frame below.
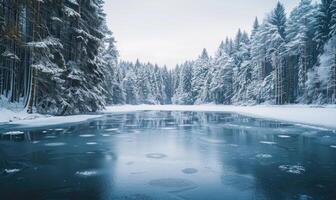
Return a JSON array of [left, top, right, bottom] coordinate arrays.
[[259, 141, 277, 145], [0, 108, 102, 127], [44, 142, 66, 147], [279, 165, 305, 174], [4, 169, 21, 174], [104, 105, 336, 129]]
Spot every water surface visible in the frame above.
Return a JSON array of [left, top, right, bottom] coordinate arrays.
[[0, 111, 336, 200]]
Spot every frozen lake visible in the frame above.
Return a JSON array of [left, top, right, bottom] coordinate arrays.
[[0, 111, 336, 200]]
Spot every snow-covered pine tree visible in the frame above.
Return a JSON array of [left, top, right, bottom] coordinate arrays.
[[286, 0, 318, 103], [191, 48, 210, 104]]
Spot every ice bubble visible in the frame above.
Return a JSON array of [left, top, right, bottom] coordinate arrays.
[[101, 134, 111, 137], [330, 145, 336, 149], [146, 153, 167, 159], [279, 165, 305, 174], [182, 168, 198, 174]]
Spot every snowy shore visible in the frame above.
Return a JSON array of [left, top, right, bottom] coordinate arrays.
[[0, 108, 102, 128], [105, 105, 336, 130], [1, 105, 336, 129]]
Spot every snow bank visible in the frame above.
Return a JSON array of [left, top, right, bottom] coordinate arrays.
[[104, 105, 336, 129], [0, 108, 102, 128]]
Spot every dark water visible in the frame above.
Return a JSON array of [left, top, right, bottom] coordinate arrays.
[[0, 111, 336, 200]]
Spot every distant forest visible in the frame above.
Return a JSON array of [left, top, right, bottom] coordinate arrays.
[[0, 0, 336, 115]]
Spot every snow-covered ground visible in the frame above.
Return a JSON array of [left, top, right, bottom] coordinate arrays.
[[0, 108, 102, 128], [104, 105, 336, 130]]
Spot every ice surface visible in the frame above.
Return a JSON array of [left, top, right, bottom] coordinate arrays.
[[279, 165, 306, 174], [44, 136, 57, 139], [148, 178, 195, 188], [112, 194, 154, 200], [221, 174, 254, 190], [104, 105, 336, 129]]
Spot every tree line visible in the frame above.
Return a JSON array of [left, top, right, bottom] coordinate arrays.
[[172, 0, 336, 105]]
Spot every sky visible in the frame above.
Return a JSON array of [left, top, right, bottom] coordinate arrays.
[[104, 0, 302, 69]]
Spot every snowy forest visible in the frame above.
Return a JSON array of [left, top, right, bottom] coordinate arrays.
[[1, 0, 336, 116]]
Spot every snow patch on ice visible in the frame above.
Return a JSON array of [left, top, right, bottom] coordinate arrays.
[[2, 131, 24, 135], [44, 142, 66, 147], [259, 141, 277, 145], [86, 142, 98, 145], [4, 169, 21, 174], [277, 135, 291, 138], [75, 170, 98, 177], [256, 154, 273, 159], [79, 134, 95, 138], [279, 165, 305, 174]]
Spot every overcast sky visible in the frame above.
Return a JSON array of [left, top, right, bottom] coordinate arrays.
[[104, 0, 302, 69]]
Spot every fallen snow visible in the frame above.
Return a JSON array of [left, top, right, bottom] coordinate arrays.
[[104, 105, 336, 129], [0, 108, 102, 128]]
